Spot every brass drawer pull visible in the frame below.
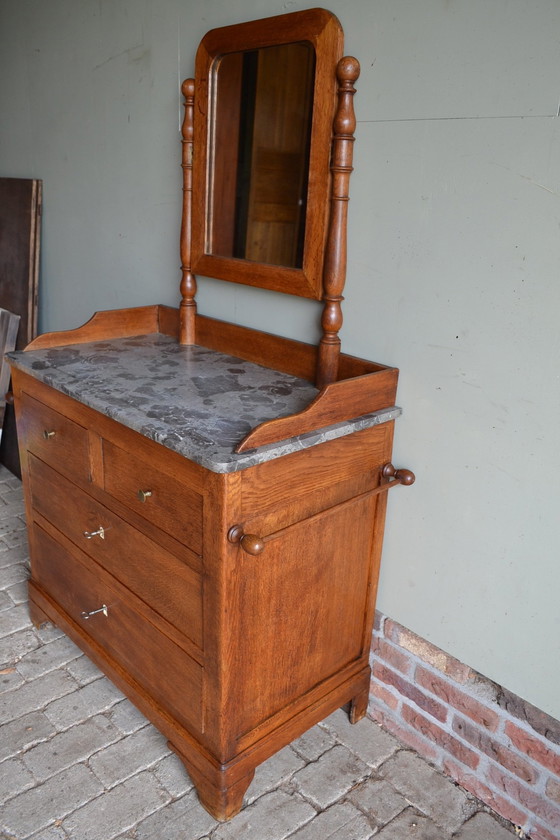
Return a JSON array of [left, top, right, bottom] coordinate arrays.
[[84, 526, 107, 540], [43, 429, 56, 439], [137, 489, 153, 503], [81, 604, 108, 620]]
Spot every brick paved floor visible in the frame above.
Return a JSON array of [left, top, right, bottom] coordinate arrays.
[[0, 465, 521, 840]]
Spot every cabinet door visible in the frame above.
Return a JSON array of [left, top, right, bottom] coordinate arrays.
[[229, 493, 378, 736]]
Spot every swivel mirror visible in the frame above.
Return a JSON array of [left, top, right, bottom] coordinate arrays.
[[188, 8, 344, 300]]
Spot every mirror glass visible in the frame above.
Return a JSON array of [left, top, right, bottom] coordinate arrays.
[[208, 43, 316, 268]]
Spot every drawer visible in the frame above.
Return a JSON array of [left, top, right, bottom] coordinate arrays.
[[31, 524, 203, 734], [20, 392, 90, 484], [102, 440, 202, 554], [29, 454, 203, 650]]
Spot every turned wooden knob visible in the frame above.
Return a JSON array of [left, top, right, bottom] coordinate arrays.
[[382, 463, 416, 486], [227, 526, 265, 556]]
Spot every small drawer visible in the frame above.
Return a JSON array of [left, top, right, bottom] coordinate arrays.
[[102, 440, 202, 554], [20, 392, 90, 484], [31, 523, 203, 734], [29, 455, 203, 650]]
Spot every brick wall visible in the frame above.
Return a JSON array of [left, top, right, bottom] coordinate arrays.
[[369, 612, 560, 840]]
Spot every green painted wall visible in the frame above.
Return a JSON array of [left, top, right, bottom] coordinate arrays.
[[2, 0, 559, 719]]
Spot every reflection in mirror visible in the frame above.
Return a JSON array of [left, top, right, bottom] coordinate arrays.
[[209, 43, 316, 268]]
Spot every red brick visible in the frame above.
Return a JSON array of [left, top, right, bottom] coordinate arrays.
[[443, 758, 529, 829], [370, 706, 439, 763], [416, 666, 499, 730], [453, 716, 538, 784], [487, 765, 560, 830], [545, 777, 560, 806], [372, 636, 412, 675], [498, 688, 560, 747], [505, 721, 560, 775], [529, 822, 560, 840], [372, 662, 447, 722], [383, 620, 473, 683], [402, 705, 480, 769], [374, 610, 384, 632], [369, 679, 400, 711]]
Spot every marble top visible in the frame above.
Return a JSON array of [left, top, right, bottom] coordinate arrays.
[[8, 334, 401, 473]]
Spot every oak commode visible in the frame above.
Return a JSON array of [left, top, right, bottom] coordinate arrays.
[[8, 8, 414, 820]]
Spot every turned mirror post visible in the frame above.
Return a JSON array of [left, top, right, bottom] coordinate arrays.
[[317, 55, 360, 388], [179, 78, 196, 345]]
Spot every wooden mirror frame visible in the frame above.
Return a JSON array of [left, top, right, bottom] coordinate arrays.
[[190, 8, 343, 300]]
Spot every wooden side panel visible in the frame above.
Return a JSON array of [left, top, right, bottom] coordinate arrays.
[[229, 492, 377, 736], [241, 424, 391, 523], [237, 369, 398, 452], [25, 306, 160, 350]]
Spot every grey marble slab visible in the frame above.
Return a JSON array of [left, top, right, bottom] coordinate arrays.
[[7, 334, 401, 473]]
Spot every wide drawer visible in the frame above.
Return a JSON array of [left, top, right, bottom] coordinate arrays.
[[29, 454, 203, 650], [31, 523, 203, 734], [102, 439, 203, 554], [19, 392, 90, 485]]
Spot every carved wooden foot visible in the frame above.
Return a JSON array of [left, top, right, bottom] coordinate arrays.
[[28, 595, 52, 629], [167, 742, 255, 821], [348, 685, 369, 724]]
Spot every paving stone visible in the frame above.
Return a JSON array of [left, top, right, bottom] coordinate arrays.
[[27, 826, 68, 840], [0, 754, 35, 801], [0, 512, 27, 532], [454, 812, 519, 840], [22, 714, 121, 781], [292, 745, 371, 810], [292, 724, 337, 762], [246, 745, 305, 804], [0, 627, 41, 666], [16, 635, 82, 679], [6, 580, 29, 605], [61, 770, 172, 840], [152, 752, 194, 798], [0, 669, 78, 724], [0, 525, 28, 549], [287, 801, 375, 840], [133, 789, 217, 840], [89, 724, 169, 787], [0, 603, 31, 638], [35, 623, 65, 643], [107, 696, 150, 733], [65, 654, 104, 686], [212, 790, 316, 840], [0, 665, 25, 693], [321, 710, 400, 769], [0, 589, 13, 610], [1, 762, 103, 838], [348, 779, 409, 826], [0, 501, 27, 519], [379, 751, 477, 833], [44, 675, 123, 730], [375, 808, 449, 839], [1, 710, 56, 760], [0, 545, 29, 568]]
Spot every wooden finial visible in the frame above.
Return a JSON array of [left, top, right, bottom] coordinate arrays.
[[316, 56, 360, 389], [179, 78, 197, 345]]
